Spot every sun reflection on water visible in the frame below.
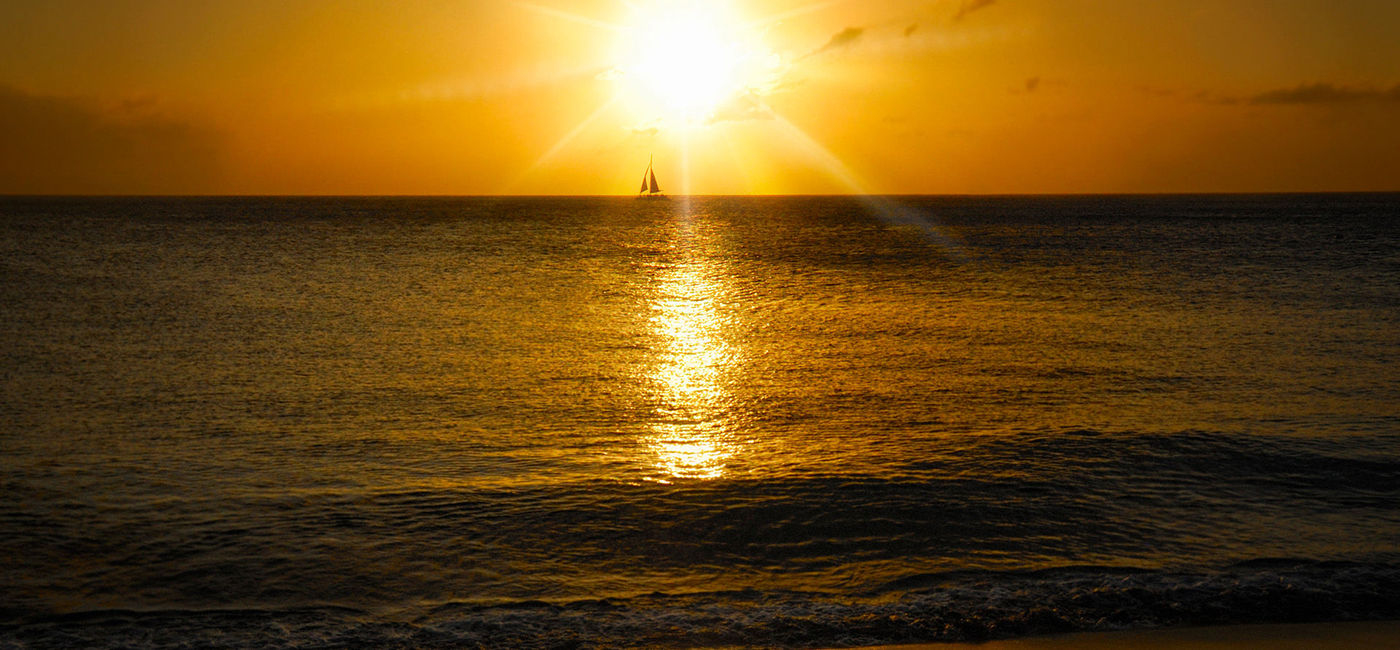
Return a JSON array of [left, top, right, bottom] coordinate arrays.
[[644, 223, 737, 482], [649, 421, 729, 481]]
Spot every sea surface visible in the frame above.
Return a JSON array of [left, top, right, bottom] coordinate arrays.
[[2, 194, 1398, 648]]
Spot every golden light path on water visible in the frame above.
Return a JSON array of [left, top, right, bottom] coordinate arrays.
[[644, 217, 738, 481]]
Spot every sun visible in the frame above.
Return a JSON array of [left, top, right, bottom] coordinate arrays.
[[613, 1, 773, 121]]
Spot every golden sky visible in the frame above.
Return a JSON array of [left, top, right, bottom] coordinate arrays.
[[2, 0, 1398, 195]]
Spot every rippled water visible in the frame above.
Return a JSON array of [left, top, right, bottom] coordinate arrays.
[[2, 194, 1398, 647]]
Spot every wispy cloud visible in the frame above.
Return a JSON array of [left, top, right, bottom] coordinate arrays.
[[707, 92, 774, 124], [954, 0, 996, 22], [1191, 89, 1238, 105], [806, 26, 864, 58], [0, 86, 224, 194], [1249, 82, 1400, 105]]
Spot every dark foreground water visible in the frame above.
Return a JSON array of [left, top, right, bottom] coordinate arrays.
[[2, 194, 1398, 648]]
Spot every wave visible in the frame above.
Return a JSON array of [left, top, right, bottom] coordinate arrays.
[[6, 561, 1399, 648]]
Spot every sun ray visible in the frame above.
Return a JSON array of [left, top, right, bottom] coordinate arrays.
[[505, 93, 623, 193], [766, 107, 963, 252], [768, 112, 869, 192], [680, 121, 694, 207], [500, 0, 959, 222], [718, 128, 759, 195], [398, 62, 611, 104], [509, 2, 622, 32]]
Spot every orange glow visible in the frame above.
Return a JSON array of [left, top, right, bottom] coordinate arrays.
[[611, 1, 780, 123], [0, 1, 1397, 194]]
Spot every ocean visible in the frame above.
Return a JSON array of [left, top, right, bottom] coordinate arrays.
[[2, 194, 1398, 648]]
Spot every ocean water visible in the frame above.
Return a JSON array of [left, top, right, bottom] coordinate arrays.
[[1, 194, 1398, 648]]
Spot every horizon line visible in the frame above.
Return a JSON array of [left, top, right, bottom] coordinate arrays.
[[3, 190, 1399, 199]]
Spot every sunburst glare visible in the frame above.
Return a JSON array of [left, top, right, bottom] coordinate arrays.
[[611, 0, 782, 123], [505, 0, 952, 206]]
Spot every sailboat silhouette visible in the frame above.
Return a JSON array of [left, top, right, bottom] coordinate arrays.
[[637, 155, 667, 199]]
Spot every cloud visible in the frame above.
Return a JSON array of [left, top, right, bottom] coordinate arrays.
[[707, 92, 774, 124], [954, 0, 996, 22], [904, 23, 919, 37], [0, 86, 224, 194], [1192, 89, 1239, 105], [1024, 76, 1040, 92], [1249, 82, 1400, 105], [806, 26, 864, 58], [1135, 86, 1177, 99]]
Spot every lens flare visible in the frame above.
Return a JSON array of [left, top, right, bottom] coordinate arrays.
[[613, 1, 775, 121]]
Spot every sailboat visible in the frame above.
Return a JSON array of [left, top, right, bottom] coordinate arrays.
[[637, 155, 667, 199]]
